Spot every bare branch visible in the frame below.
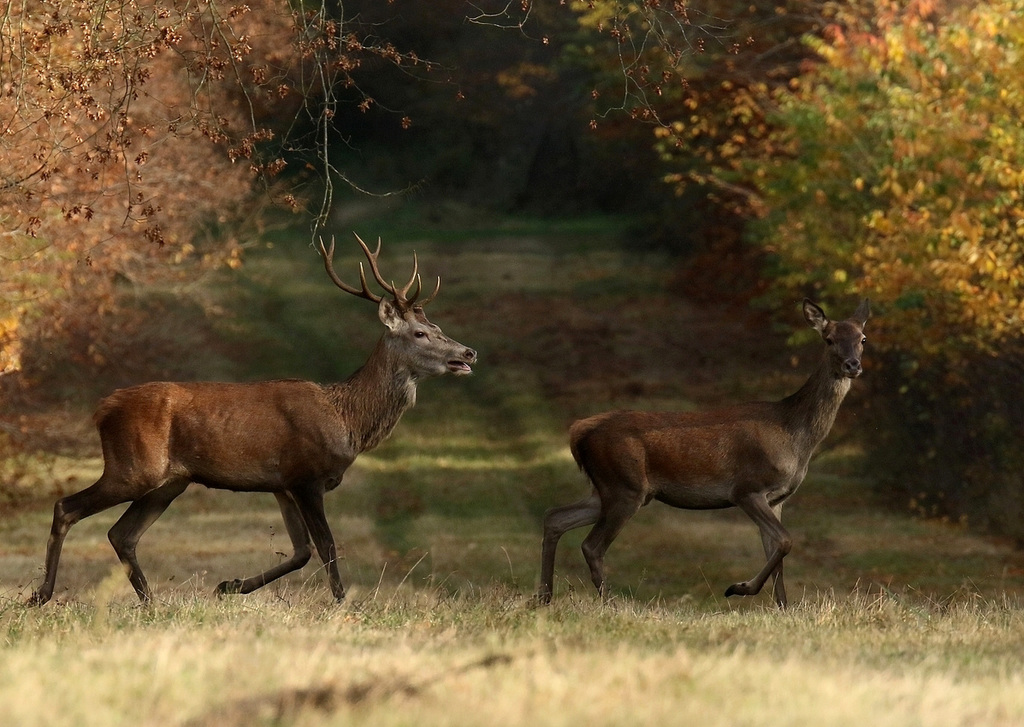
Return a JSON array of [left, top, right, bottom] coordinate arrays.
[[466, 0, 533, 30]]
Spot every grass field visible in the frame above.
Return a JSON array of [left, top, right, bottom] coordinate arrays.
[[3, 202, 1024, 725], [4, 588, 1024, 727]]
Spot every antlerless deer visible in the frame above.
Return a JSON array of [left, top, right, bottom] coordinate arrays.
[[27, 234, 476, 606], [538, 298, 869, 608]]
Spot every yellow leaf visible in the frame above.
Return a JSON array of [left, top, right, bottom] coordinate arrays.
[[0, 314, 22, 375]]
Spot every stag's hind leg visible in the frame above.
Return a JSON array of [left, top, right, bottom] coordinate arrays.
[[108, 479, 190, 603], [537, 490, 602, 604], [28, 475, 135, 606], [217, 491, 313, 597]]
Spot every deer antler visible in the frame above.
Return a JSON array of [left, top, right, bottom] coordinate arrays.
[[317, 235, 383, 303], [318, 233, 441, 309], [417, 274, 441, 308], [388, 255, 438, 308]]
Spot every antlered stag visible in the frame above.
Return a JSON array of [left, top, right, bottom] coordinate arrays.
[[538, 299, 869, 608], [27, 234, 476, 605]]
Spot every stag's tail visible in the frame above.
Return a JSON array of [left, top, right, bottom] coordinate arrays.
[[93, 391, 126, 428], [568, 412, 617, 480]]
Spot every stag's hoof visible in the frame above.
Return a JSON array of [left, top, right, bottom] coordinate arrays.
[[216, 579, 244, 596], [26, 590, 50, 607]]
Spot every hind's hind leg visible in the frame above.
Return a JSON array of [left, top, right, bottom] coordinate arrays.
[[579, 493, 644, 598], [537, 491, 602, 604]]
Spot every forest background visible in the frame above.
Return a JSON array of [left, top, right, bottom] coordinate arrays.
[[2, 0, 1024, 549]]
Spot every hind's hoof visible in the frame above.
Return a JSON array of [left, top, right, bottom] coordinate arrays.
[[216, 579, 244, 596]]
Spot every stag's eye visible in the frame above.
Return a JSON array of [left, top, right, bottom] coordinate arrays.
[[826, 337, 835, 346], [861, 336, 867, 344], [414, 331, 427, 339]]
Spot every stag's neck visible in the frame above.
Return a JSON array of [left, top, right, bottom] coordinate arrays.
[[780, 355, 851, 452], [327, 338, 418, 454]]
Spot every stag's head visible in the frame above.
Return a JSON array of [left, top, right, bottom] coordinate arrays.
[[319, 234, 476, 379], [803, 298, 870, 379]]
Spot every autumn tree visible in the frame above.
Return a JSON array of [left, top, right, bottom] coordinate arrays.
[[3, 3, 264, 378], [554, 0, 834, 309]]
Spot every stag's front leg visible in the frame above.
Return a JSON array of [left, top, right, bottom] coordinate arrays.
[[293, 486, 345, 602], [725, 493, 792, 606], [217, 491, 313, 596]]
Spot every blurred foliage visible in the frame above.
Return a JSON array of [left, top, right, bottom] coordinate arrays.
[[752, 0, 1024, 357], [0, 1, 264, 386], [632, 0, 832, 283], [321, 0, 666, 214], [0, 1, 291, 395]]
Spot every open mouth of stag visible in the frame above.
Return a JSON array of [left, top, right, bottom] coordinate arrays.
[[448, 360, 473, 375]]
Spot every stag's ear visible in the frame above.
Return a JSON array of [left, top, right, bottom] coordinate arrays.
[[852, 298, 870, 327], [803, 298, 829, 335], [378, 298, 403, 331]]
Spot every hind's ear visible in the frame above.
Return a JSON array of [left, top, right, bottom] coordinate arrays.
[[852, 299, 870, 327], [803, 299, 829, 335]]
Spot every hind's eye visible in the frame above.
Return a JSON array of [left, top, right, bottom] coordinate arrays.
[[862, 337, 867, 344], [826, 337, 835, 346]]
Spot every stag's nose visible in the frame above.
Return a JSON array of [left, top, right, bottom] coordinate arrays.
[[842, 358, 862, 377], [464, 347, 478, 363]]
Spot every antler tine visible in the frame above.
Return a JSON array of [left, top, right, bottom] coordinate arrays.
[[406, 274, 423, 305], [399, 252, 420, 302], [318, 235, 382, 303], [417, 276, 441, 308], [354, 263, 383, 303], [352, 233, 398, 299], [348, 232, 441, 308]]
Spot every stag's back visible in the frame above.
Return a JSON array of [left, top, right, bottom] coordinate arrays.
[[95, 381, 352, 492]]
